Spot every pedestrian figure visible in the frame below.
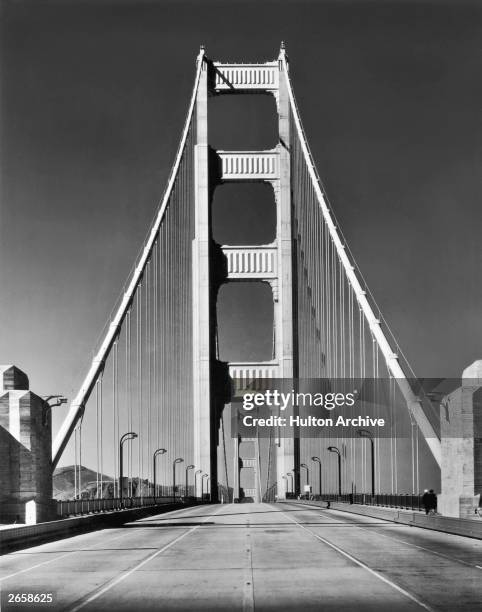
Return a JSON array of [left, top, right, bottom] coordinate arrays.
[[475, 493, 481, 518], [422, 489, 437, 515], [422, 489, 430, 514], [427, 489, 437, 514]]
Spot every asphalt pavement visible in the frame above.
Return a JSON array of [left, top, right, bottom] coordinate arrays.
[[0, 502, 480, 611]]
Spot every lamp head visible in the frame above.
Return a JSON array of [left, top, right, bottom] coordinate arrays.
[[121, 431, 138, 443], [174, 457, 184, 464]]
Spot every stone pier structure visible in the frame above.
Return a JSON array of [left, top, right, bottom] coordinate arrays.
[[438, 360, 482, 518], [0, 365, 53, 523]]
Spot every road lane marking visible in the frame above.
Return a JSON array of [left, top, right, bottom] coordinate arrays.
[[67, 503, 228, 612], [282, 502, 482, 572], [326, 511, 482, 570], [0, 530, 133, 583], [279, 508, 436, 612], [311, 506, 482, 571], [242, 523, 254, 612], [0, 504, 206, 582]]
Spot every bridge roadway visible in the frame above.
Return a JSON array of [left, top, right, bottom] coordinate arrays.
[[0, 502, 481, 611]]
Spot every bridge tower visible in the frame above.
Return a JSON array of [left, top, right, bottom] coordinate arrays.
[[52, 45, 443, 506], [192, 46, 296, 501]]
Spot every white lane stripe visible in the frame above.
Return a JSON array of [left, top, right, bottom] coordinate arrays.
[[0, 531, 132, 583], [0, 504, 204, 582], [325, 510, 482, 571], [279, 509, 436, 612], [67, 504, 228, 612], [316, 507, 482, 571]]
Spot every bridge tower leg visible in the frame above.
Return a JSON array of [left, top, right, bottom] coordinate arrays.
[[275, 50, 296, 500], [192, 55, 216, 499]]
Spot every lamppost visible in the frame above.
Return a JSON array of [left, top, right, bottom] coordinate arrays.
[[287, 472, 294, 494], [173, 457, 184, 502], [153, 448, 166, 498], [327, 446, 342, 496], [42, 395, 68, 426], [207, 476, 211, 501], [311, 456, 322, 497], [185, 464, 195, 497], [119, 432, 137, 505], [357, 429, 375, 497], [202, 473, 209, 500], [194, 469, 202, 499], [300, 463, 310, 492]]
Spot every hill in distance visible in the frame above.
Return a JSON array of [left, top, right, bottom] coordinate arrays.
[[53, 465, 113, 501]]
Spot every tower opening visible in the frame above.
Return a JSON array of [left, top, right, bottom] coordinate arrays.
[[209, 94, 277, 151], [216, 281, 274, 362], [212, 182, 276, 245]]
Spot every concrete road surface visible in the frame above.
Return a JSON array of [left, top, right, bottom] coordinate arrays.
[[0, 502, 481, 611]]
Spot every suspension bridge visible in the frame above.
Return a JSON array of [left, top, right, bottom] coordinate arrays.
[[0, 45, 480, 610]]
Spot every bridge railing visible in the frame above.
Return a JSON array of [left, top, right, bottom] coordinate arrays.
[[311, 493, 423, 511], [262, 484, 278, 503], [56, 496, 180, 518]]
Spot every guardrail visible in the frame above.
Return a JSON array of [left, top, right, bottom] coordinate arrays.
[[2, 500, 204, 555], [56, 496, 179, 518], [292, 499, 482, 540], [310, 493, 424, 511]]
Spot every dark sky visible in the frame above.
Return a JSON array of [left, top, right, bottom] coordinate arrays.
[[1, 0, 481, 443]]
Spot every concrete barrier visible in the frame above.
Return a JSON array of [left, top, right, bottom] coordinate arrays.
[[407, 512, 482, 539], [290, 500, 482, 540], [0, 502, 205, 554]]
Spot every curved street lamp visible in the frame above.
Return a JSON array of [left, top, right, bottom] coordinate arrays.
[[153, 448, 167, 498], [42, 395, 68, 426], [185, 464, 195, 497], [357, 429, 375, 497], [327, 446, 342, 496], [119, 432, 138, 505], [311, 456, 322, 496], [173, 457, 184, 502]]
